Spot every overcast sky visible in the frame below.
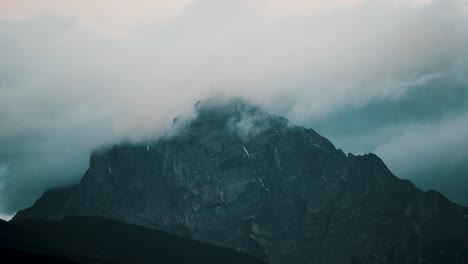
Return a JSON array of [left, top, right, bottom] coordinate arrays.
[[1, 0, 468, 220]]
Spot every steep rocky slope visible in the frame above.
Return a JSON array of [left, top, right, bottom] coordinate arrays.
[[15, 98, 468, 264]]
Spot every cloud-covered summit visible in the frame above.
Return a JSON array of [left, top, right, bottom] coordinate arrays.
[[0, 0, 467, 218]]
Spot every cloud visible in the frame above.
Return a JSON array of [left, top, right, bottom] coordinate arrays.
[[0, 0, 467, 214], [243, 0, 438, 19], [0, 0, 193, 35], [242, 0, 367, 18]]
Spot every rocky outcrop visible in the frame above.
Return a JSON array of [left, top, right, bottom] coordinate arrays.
[[14, 98, 468, 264]]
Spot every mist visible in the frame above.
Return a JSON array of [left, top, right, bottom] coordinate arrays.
[[1, 0, 468, 217]]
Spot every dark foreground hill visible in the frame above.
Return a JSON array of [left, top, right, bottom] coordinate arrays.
[[0, 216, 268, 264], [14, 98, 468, 263]]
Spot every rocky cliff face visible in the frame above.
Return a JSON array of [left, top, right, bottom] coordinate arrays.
[[15, 98, 468, 264]]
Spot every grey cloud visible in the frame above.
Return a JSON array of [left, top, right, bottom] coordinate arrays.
[[309, 62, 468, 142]]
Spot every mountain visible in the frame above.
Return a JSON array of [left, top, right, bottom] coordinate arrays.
[[1, 216, 268, 264], [14, 98, 468, 264]]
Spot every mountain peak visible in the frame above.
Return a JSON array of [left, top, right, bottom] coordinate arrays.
[[192, 97, 270, 130], [170, 97, 290, 142], [13, 98, 468, 264], [194, 97, 260, 116]]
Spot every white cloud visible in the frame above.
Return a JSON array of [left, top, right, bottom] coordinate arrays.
[[242, 0, 366, 17], [0, 0, 193, 35]]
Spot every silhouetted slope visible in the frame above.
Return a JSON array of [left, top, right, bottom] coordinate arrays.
[[14, 185, 78, 220], [0, 248, 79, 264], [14, 98, 468, 263], [1, 216, 268, 264]]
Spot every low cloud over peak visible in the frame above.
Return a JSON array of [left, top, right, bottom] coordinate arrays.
[[0, 0, 468, 216]]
